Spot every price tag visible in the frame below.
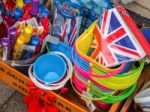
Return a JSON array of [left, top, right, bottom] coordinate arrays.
[[81, 91, 92, 103], [47, 35, 59, 44], [40, 35, 60, 53], [20, 45, 36, 52], [2, 47, 8, 61], [145, 56, 150, 64], [37, 26, 44, 35], [41, 34, 50, 53], [33, 26, 44, 36], [13, 21, 26, 33], [81, 91, 96, 112], [26, 17, 38, 27], [87, 101, 96, 112]]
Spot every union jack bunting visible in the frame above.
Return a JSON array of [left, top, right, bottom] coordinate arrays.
[[90, 8, 145, 67], [58, 17, 80, 46], [53, 9, 81, 47], [53, 0, 83, 47]]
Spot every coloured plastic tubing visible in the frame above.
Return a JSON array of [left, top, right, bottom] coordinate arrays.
[[74, 51, 144, 90], [1, 38, 10, 59], [31, 0, 39, 16], [8, 27, 16, 43], [30, 36, 40, 46], [1, 38, 9, 47], [72, 70, 136, 103], [23, 24, 33, 43], [13, 35, 25, 60], [92, 62, 144, 90], [22, 36, 40, 60], [16, 0, 24, 8], [74, 68, 113, 91], [72, 46, 127, 78], [14, 35, 25, 51], [89, 83, 137, 103], [14, 8, 23, 21]]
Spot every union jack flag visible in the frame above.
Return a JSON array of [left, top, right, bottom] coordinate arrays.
[[90, 8, 145, 67], [58, 18, 78, 46], [54, 9, 79, 47]]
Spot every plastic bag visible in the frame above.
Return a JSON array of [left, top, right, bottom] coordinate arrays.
[[52, 0, 88, 46]]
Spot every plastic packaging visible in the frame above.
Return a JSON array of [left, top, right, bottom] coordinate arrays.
[[134, 81, 150, 112], [52, 0, 88, 46], [79, 0, 113, 33]]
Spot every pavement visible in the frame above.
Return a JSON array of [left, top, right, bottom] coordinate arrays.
[[0, 82, 27, 112]]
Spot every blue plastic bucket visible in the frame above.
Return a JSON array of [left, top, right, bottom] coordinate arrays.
[[33, 53, 67, 84]]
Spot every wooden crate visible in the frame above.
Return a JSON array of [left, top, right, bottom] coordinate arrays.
[[0, 60, 149, 112], [0, 60, 88, 112]]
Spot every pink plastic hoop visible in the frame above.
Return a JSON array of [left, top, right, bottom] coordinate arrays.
[[73, 72, 110, 111], [73, 70, 112, 91]]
